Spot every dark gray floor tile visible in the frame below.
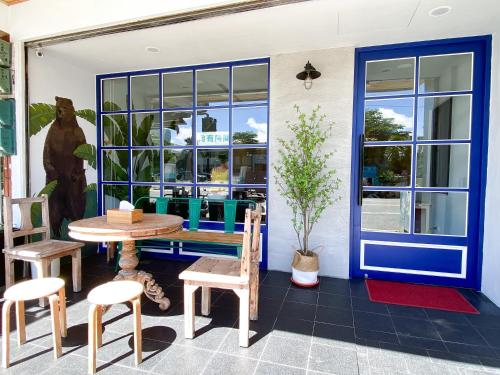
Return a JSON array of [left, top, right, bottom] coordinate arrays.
[[261, 336, 310, 368], [433, 322, 487, 346], [263, 271, 292, 287], [259, 286, 288, 301], [258, 297, 283, 319], [476, 327, 500, 348], [273, 317, 314, 342], [279, 301, 316, 321], [319, 278, 350, 296], [466, 313, 500, 329], [392, 316, 441, 340], [398, 335, 447, 351], [354, 328, 398, 344], [312, 322, 355, 348], [351, 297, 389, 315], [387, 304, 427, 319], [317, 292, 352, 310], [353, 311, 395, 333], [444, 342, 497, 358], [425, 309, 470, 326], [285, 289, 318, 305], [308, 343, 358, 374], [315, 306, 353, 327], [255, 362, 306, 375], [203, 353, 258, 375], [349, 279, 369, 299]]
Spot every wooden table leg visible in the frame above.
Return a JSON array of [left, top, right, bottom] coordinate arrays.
[[114, 240, 170, 311]]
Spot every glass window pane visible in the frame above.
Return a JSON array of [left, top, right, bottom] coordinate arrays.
[[415, 192, 467, 236], [163, 111, 193, 146], [197, 68, 229, 106], [232, 148, 267, 184], [232, 187, 266, 223], [364, 99, 413, 141], [164, 185, 193, 198], [197, 149, 229, 184], [199, 187, 229, 221], [132, 112, 160, 146], [416, 144, 469, 188], [196, 109, 229, 146], [363, 146, 412, 186], [103, 184, 129, 210], [163, 71, 193, 108], [132, 149, 160, 182], [102, 114, 128, 146], [102, 77, 128, 111], [130, 74, 159, 110], [132, 185, 160, 212], [417, 95, 471, 140], [419, 53, 472, 93], [233, 107, 267, 144], [102, 150, 128, 181], [362, 190, 411, 232], [164, 149, 193, 183], [366, 58, 415, 97], [233, 64, 268, 104]]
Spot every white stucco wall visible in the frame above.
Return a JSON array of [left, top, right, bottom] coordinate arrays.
[[0, 3, 8, 31], [268, 47, 354, 278]]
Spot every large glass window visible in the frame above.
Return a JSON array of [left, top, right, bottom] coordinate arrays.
[[98, 60, 269, 224]]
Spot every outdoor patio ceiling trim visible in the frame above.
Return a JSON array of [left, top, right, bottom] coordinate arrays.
[[24, 0, 311, 48]]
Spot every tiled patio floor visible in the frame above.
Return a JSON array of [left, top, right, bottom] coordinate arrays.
[[2, 254, 500, 374]]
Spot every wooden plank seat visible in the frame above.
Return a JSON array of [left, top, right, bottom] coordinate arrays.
[[158, 230, 243, 246], [179, 207, 262, 348], [3, 195, 84, 307]]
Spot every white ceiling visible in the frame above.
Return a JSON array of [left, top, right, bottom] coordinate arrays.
[[29, 0, 500, 74]]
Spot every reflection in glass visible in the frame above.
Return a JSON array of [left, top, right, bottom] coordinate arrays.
[[363, 146, 412, 186], [232, 188, 266, 223], [417, 95, 471, 140], [163, 71, 193, 108], [197, 68, 229, 106], [164, 186, 193, 219], [415, 192, 467, 235], [164, 149, 193, 183], [102, 77, 128, 111], [232, 148, 267, 184], [197, 149, 229, 184], [362, 190, 410, 232], [365, 58, 415, 97], [233, 64, 268, 104], [102, 114, 128, 146], [199, 187, 229, 221], [416, 144, 469, 188], [102, 150, 128, 181], [132, 185, 160, 212], [132, 112, 160, 146], [163, 111, 193, 146], [130, 75, 159, 110], [364, 99, 413, 141], [103, 184, 128, 210], [232, 107, 267, 144], [196, 109, 229, 146], [419, 53, 472, 93], [132, 149, 160, 182], [164, 186, 193, 198]]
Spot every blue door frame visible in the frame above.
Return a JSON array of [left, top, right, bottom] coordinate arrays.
[[350, 36, 492, 289]]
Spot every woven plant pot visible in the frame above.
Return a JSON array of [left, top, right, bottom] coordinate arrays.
[[291, 250, 319, 287]]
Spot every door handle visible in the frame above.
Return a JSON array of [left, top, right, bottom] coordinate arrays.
[[358, 134, 365, 206]]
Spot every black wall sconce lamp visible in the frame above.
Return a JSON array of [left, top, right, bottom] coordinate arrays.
[[296, 61, 321, 90]]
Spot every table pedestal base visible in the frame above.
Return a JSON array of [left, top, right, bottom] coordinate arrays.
[[115, 240, 170, 311]]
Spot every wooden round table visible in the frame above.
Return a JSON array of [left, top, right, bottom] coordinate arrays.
[[68, 214, 184, 310]]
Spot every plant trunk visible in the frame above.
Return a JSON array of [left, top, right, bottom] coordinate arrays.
[[303, 209, 308, 256]]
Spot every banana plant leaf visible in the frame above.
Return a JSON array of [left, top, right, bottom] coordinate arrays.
[[30, 180, 58, 230], [29, 103, 56, 136], [73, 143, 97, 169], [75, 109, 96, 126]]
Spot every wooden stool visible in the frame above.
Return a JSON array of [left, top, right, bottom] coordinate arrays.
[[87, 280, 143, 374], [2, 277, 67, 368]]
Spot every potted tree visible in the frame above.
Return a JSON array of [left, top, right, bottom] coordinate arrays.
[[274, 106, 341, 287]]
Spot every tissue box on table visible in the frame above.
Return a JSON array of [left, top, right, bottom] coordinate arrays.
[[106, 201, 143, 224]]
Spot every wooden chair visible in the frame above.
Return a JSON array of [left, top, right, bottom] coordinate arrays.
[[179, 207, 262, 347], [87, 280, 143, 374], [2, 277, 67, 368], [3, 194, 84, 307]]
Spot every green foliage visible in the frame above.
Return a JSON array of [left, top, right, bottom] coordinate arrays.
[[30, 180, 58, 232], [84, 183, 97, 192], [233, 131, 259, 144], [274, 106, 341, 255], [73, 143, 97, 169], [364, 110, 411, 142], [75, 109, 96, 126], [29, 103, 56, 136]]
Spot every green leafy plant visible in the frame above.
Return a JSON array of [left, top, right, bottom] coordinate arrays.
[[274, 106, 341, 255], [28, 103, 97, 136]]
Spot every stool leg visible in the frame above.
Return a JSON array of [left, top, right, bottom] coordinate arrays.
[[201, 287, 211, 316], [132, 298, 142, 366], [88, 304, 98, 374], [184, 284, 198, 339], [49, 294, 62, 359], [2, 300, 14, 368], [96, 305, 102, 348], [15, 300, 26, 346], [72, 250, 82, 293], [58, 287, 67, 338]]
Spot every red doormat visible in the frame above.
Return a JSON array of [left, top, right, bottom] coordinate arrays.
[[365, 280, 479, 314]]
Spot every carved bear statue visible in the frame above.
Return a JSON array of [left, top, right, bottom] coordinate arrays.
[[43, 96, 87, 237]]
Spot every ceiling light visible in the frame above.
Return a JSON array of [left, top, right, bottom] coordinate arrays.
[[429, 6, 451, 17], [145, 46, 160, 53]]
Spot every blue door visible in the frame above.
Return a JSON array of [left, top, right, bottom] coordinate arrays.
[[351, 36, 491, 289]]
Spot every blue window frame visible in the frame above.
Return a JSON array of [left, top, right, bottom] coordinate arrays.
[[95, 58, 270, 267], [350, 36, 491, 288]]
